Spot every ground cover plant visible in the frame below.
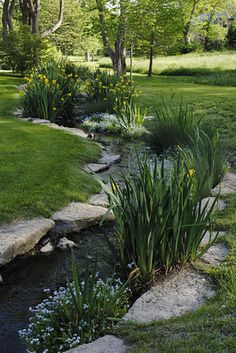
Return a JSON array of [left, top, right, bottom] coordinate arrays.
[[0, 73, 100, 225], [20, 254, 129, 353]]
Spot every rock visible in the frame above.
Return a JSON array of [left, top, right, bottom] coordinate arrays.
[[88, 193, 109, 207], [200, 197, 226, 214], [0, 273, 3, 284], [100, 151, 121, 166], [57, 237, 76, 250], [0, 219, 55, 267], [63, 335, 127, 353], [40, 242, 54, 254], [83, 163, 109, 174], [124, 269, 215, 323], [12, 108, 23, 117], [32, 119, 50, 125], [211, 173, 236, 196], [17, 84, 27, 91], [44, 123, 88, 139], [201, 231, 226, 246], [52, 202, 112, 234], [201, 243, 229, 266]]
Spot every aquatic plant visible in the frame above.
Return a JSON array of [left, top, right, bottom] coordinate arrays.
[[103, 151, 218, 291]]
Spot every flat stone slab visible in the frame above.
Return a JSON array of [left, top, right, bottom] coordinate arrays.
[[64, 335, 127, 353], [201, 197, 226, 214], [44, 123, 88, 139], [201, 243, 229, 266], [83, 163, 109, 174], [124, 269, 215, 323], [88, 193, 109, 207], [0, 218, 55, 267], [52, 202, 111, 233], [100, 151, 121, 166], [201, 231, 226, 246], [211, 173, 236, 196], [32, 118, 51, 124]]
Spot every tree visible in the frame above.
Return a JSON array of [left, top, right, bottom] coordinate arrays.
[[95, 0, 128, 75]]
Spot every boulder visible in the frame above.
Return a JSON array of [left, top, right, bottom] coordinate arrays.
[[0, 218, 55, 267], [100, 151, 121, 166], [32, 119, 51, 125], [64, 335, 127, 353], [200, 197, 226, 214]]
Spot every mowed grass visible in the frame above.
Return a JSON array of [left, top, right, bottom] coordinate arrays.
[[70, 51, 236, 75], [0, 74, 100, 225], [134, 74, 236, 164]]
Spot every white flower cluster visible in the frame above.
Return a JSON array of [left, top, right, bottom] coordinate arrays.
[[19, 276, 129, 353], [83, 113, 119, 133]]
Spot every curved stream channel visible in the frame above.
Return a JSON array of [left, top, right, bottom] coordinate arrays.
[[0, 137, 144, 353]]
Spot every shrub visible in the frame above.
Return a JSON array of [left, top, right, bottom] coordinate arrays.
[[149, 101, 200, 152], [22, 60, 80, 124], [102, 152, 218, 291], [0, 25, 59, 74], [64, 62, 93, 81], [19, 253, 128, 353]]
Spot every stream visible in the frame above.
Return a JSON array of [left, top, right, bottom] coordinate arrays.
[[0, 136, 145, 353]]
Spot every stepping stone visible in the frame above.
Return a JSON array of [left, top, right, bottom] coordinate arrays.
[[44, 123, 88, 139], [201, 231, 226, 246], [0, 219, 55, 267], [201, 243, 229, 266], [83, 163, 109, 174], [88, 193, 109, 207], [52, 202, 112, 233], [211, 173, 236, 196], [32, 119, 50, 124], [100, 151, 121, 166], [64, 335, 127, 353], [124, 269, 215, 323], [200, 197, 226, 214]]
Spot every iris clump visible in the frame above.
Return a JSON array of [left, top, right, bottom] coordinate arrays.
[[22, 60, 80, 124], [19, 254, 129, 353], [104, 151, 218, 291]]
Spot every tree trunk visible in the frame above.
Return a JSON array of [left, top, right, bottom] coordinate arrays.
[[2, 0, 15, 36], [130, 42, 133, 82], [27, 0, 40, 34], [184, 0, 199, 46], [96, 0, 127, 76], [148, 33, 154, 77], [85, 51, 91, 62], [41, 0, 64, 37]]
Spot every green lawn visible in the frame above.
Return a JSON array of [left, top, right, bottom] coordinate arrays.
[[0, 74, 100, 225], [135, 74, 236, 163]]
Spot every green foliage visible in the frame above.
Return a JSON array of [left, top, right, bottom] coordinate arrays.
[[195, 70, 236, 87], [227, 20, 236, 49], [19, 253, 128, 353], [0, 25, 48, 74], [149, 101, 200, 151], [183, 128, 228, 198], [22, 60, 80, 124], [103, 152, 217, 291], [64, 62, 93, 81]]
